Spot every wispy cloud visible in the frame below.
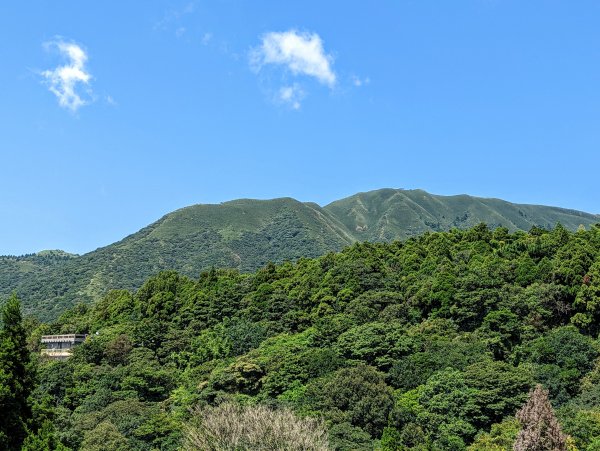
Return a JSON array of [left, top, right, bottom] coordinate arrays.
[[352, 75, 370, 87], [278, 84, 304, 110], [201, 32, 213, 46], [154, 1, 196, 32], [41, 39, 92, 112], [251, 30, 336, 87], [154, 2, 215, 46]]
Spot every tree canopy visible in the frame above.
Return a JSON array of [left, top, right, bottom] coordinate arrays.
[[7, 223, 600, 449]]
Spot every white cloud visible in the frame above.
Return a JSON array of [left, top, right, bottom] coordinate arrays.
[[41, 40, 92, 112], [251, 30, 336, 87], [278, 84, 304, 110]]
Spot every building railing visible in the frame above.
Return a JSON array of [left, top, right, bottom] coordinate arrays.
[[40, 334, 87, 344]]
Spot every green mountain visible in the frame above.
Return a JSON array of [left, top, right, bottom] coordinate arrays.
[[325, 188, 599, 242], [1, 189, 598, 319]]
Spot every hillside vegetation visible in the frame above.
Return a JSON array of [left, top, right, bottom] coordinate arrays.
[[10, 223, 600, 450], [325, 188, 599, 241], [1, 189, 598, 319]]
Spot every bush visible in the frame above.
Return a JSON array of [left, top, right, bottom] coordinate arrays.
[[182, 402, 328, 451]]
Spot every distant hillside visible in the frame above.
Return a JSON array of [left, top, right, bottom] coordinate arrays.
[[325, 188, 600, 242], [1, 189, 598, 320], [0, 250, 77, 301]]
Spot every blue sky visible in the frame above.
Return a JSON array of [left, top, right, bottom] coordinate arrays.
[[1, 1, 600, 255]]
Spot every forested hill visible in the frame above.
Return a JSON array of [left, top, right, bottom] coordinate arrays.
[[18, 224, 600, 450], [1, 189, 598, 320]]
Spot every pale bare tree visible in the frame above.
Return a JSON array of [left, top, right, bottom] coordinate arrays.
[[513, 385, 567, 451], [182, 401, 329, 451]]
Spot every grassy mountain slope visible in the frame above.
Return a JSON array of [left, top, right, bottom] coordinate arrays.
[[2, 198, 355, 319], [1, 189, 598, 319], [325, 188, 600, 242]]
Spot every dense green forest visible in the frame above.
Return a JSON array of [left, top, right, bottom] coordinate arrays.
[[5, 223, 600, 449], [1, 189, 598, 321]]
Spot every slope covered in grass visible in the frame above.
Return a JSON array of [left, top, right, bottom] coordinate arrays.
[[325, 188, 599, 242]]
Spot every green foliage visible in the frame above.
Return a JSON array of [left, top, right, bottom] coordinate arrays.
[[15, 224, 600, 449], [388, 326, 490, 391], [480, 308, 522, 359], [335, 321, 411, 370], [0, 294, 35, 450], [22, 420, 70, 451], [463, 360, 533, 426], [467, 418, 519, 450], [572, 260, 600, 335], [329, 422, 374, 450], [303, 364, 394, 437], [515, 326, 600, 404], [560, 408, 600, 449], [389, 368, 481, 447], [80, 421, 130, 451]]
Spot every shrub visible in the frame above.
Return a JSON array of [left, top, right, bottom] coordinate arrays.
[[182, 401, 328, 451]]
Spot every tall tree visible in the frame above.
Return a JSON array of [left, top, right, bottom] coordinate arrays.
[[0, 293, 35, 450], [514, 385, 567, 451]]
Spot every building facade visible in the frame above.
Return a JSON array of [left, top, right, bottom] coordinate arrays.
[[40, 334, 87, 360]]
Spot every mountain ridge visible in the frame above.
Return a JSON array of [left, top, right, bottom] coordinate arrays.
[[325, 189, 599, 242], [1, 188, 598, 320]]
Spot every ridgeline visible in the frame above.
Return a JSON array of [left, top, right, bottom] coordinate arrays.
[[1, 189, 598, 320]]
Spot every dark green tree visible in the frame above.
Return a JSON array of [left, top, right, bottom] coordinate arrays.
[[0, 294, 35, 449], [571, 260, 600, 335], [22, 421, 70, 451], [303, 364, 394, 438]]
